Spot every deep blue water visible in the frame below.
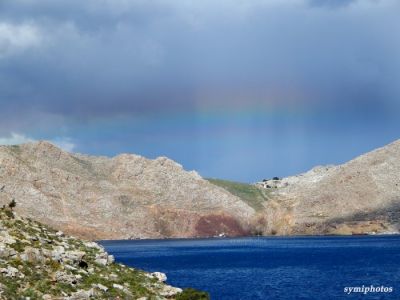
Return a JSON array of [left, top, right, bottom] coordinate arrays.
[[100, 235, 400, 300]]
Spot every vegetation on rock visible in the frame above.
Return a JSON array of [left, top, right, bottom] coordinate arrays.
[[206, 178, 270, 211], [175, 288, 210, 300], [0, 208, 207, 299]]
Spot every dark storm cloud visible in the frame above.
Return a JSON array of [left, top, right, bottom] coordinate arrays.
[[0, 0, 399, 129]]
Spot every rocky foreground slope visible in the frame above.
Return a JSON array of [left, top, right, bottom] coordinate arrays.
[[0, 142, 255, 240], [0, 207, 207, 299], [256, 139, 400, 235]]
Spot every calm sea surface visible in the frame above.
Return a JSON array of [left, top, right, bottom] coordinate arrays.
[[100, 235, 400, 300]]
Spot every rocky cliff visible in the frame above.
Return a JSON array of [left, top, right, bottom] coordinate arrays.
[[0, 142, 255, 240], [256, 139, 400, 235], [0, 207, 207, 299]]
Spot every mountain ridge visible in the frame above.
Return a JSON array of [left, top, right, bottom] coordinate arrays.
[[256, 139, 400, 235], [0, 141, 255, 240], [1, 139, 400, 239]]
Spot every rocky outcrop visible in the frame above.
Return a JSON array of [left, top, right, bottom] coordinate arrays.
[[256, 139, 400, 235], [0, 208, 205, 299], [0, 141, 255, 240]]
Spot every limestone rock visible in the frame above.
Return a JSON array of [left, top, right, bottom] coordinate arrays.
[[94, 258, 107, 266], [0, 232, 16, 245], [113, 283, 124, 290], [256, 139, 400, 235], [64, 250, 86, 262], [0, 141, 254, 240], [0, 266, 23, 278], [20, 247, 45, 263], [0, 210, 202, 299], [151, 272, 167, 282], [0, 245, 16, 258], [68, 288, 95, 299], [51, 245, 65, 261], [107, 254, 115, 264], [159, 285, 183, 297], [55, 271, 80, 285], [93, 283, 108, 292]]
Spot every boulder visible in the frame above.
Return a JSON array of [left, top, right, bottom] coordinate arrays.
[[51, 245, 65, 261], [20, 247, 45, 263], [64, 250, 86, 262], [159, 285, 183, 297], [151, 272, 167, 282], [95, 258, 108, 266], [93, 283, 108, 292], [54, 271, 79, 285], [107, 254, 115, 264], [0, 266, 22, 278], [0, 245, 16, 258], [0, 232, 16, 245], [113, 283, 124, 290], [68, 288, 95, 300]]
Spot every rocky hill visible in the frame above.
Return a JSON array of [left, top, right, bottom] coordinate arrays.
[[1, 139, 400, 239], [256, 139, 400, 235], [0, 142, 255, 240], [0, 207, 207, 299]]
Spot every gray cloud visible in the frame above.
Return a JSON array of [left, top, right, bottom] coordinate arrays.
[[0, 0, 399, 130], [1, 0, 400, 182], [308, 0, 357, 8]]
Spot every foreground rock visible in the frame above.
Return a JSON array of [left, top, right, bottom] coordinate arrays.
[[0, 141, 255, 240], [0, 209, 208, 299], [255, 139, 400, 235]]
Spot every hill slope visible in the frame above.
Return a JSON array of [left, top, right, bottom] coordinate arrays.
[[256, 140, 400, 235], [0, 208, 207, 299], [2, 139, 400, 239], [0, 142, 255, 240], [206, 178, 270, 211]]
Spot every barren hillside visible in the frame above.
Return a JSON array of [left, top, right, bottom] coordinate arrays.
[[0, 142, 255, 240], [257, 140, 400, 235], [2, 139, 399, 239]]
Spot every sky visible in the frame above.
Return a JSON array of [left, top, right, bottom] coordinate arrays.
[[0, 0, 399, 182]]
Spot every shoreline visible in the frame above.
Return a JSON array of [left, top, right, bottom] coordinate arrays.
[[98, 232, 400, 243]]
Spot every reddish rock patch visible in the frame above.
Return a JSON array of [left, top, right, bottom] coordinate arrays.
[[195, 214, 249, 237]]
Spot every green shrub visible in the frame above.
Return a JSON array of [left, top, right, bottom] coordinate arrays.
[[8, 199, 16, 209], [176, 288, 210, 300], [4, 209, 14, 219]]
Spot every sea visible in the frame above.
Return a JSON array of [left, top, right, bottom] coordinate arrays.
[[100, 235, 400, 300]]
